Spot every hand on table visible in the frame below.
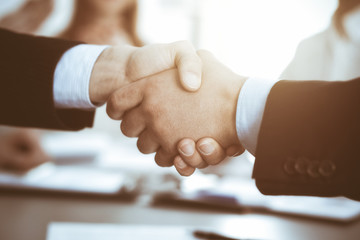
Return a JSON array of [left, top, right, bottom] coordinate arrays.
[[0, 128, 50, 171]]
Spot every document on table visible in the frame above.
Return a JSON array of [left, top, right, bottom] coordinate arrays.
[[0, 132, 140, 197], [153, 174, 360, 222], [0, 163, 131, 195], [47, 223, 198, 240]]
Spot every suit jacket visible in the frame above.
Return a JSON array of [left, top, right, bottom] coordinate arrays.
[[0, 29, 94, 130], [253, 77, 360, 200]]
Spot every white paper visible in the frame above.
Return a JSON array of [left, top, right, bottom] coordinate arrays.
[[180, 175, 360, 222], [47, 223, 197, 240], [0, 163, 126, 194]]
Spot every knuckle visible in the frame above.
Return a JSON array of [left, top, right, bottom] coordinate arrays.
[[196, 49, 211, 58], [155, 152, 173, 167], [137, 144, 148, 154], [171, 40, 194, 55], [179, 170, 192, 177], [106, 99, 116, 118], [176, 40, 192, 49], [120, 119, 134, 137], [137, 138, 153, 154], [192, 160, 207, 169], [172, 40, 190, 48], [137, 141, 146, 154], [183, 156, 198, 167], [107, 94, 122, 119], [205, 155, 223, 165]]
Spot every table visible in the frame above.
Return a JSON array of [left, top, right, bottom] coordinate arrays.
[[1, 191, 360, 240]]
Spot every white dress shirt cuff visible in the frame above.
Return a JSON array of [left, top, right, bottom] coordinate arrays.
[[53, 44, 109, 109], [236, 77, 279, 155]]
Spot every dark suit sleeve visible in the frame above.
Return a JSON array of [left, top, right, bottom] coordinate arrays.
[[252, 78, 360, 200], [0, 29, 95, 130]]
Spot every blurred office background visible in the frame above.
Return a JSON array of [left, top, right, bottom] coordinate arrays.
[[3, 2, 360, 239], [0, 0, 338, 173]]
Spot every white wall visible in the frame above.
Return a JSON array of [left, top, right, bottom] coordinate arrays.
[[138, 0, 338, 79]]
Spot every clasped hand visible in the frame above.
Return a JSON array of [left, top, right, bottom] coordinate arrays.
[[102, 44, 245, 176]]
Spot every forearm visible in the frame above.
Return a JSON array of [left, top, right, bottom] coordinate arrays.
[[0, 29, 94, 130]]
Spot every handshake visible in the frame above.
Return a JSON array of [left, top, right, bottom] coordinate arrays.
[[90, 41, 247, 176]]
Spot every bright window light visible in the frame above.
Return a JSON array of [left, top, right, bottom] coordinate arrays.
[[138, 0, 338, 78]]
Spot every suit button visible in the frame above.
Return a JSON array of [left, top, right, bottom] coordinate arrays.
[[319, 160, 336, 177], [307, 161, 320, 178], [295, 157, 309, 174], [283, 158, 296, 175]]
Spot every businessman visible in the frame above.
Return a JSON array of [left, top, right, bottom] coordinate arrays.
[[0, 28, 202, 129], [107, 50, 360, 201]]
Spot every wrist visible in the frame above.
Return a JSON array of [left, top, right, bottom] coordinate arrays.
[[236, 77, 278, 155], [225, 75, 247, 146], [89, 45, 136, 105]]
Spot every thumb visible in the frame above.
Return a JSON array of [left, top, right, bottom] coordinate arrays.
[[126, 41, 202, 92], [172, 41, 202, 92]]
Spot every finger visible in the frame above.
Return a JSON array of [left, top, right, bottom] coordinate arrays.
[[106, 80, 146, 120], [9, 155, 39, 171], [16, 129, 39, 149], [196, 138, 227, 166], [9, 131, 50, 170], [172, 41, 202, 92], [154, 148, 175, 167], [126, 41, 202, 92], [177, 138, 208, 169], [196, 49, 216, 60], [226, 144, 245, 157], [21, 130, 51, 162], [7, 149, 49, 171], [137, 130, 160, 154], [120, 107, 146, 137], [174, 155, 196, 177]]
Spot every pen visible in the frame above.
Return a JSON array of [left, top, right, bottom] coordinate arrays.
[[193, 230, 263, 240]]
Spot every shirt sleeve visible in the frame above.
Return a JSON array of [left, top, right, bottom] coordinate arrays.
[[236, 77, 279, 155], [53, 44, 109, 109]]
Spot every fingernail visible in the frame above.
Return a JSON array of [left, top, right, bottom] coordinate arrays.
[[231, 151, 243, 157], [176, 158, 187, 169], [183, 72, 200, 90], [198, 141, 215, 155], [179, 143, 194, 156]]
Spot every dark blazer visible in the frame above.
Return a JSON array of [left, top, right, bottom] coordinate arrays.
[[253, 78, 360, 200], [0, 29, 94, 130]]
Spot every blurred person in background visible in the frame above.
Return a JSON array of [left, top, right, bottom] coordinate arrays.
[[0, 0, 54, 35], [281, 0, 360, 81], [59, 0, 142, 46]]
